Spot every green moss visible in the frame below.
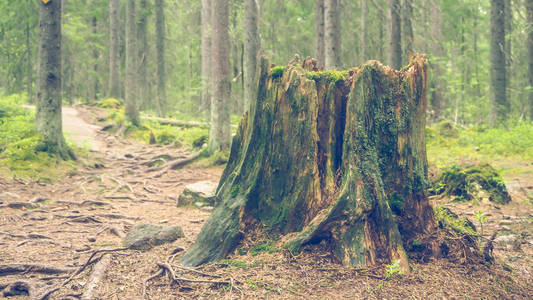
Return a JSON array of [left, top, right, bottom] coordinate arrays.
[[431, 163, 511, 204], [306, 70, 349, 84], [389, 193, 405, 215], [434, 206, 476, 235], [271, 66, 286, 79], [96, 98, 122, 109], [249, 241, 278, 256], [436, 120, 458, 138], [219, 259, 248, 268]]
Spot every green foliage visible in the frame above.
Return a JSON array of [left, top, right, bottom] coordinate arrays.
[[431, 163, 511, 204], [219, 259, 248, 268], [473, 210, 487, 236], [97, 98, 122, 109], [270, 66, 286, 79], [434, 206, 477, 235], [384, 260, 403, 280]]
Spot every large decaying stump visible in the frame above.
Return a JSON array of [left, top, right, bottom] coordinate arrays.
[[180, 54, 437, 270]]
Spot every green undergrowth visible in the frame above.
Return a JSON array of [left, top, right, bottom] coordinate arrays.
[[433, 206, 477, 235], [427, 120, 533, 167], [0, 93, 81, 181], [94, 98, 209, 149]]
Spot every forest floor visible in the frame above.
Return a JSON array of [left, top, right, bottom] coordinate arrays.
[[0, 106, 532, 299]]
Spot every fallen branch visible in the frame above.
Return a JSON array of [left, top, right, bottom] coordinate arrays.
[[35, 248, 130, 300], [142, 116, 210, 128], [81, 254, 112, 300]]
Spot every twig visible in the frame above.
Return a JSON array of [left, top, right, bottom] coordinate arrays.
[[81, 254, 112, 300]]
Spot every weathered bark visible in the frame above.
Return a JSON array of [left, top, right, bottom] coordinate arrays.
[[528, 0, 533, 120], [315, 0, 325, 67], [137, 0, 149, 109], [324, 0, 340, 68], [490, 0, 508, 124], [388, 0, 402, 69], [504, 0, 511, 99], [36, 0, 73, 160], [108, 0, 120, 99], [125, 0, 140, 125], [402, 0, 413, 66], [92, 15, 99, 102], [244, 0, 260, 112], [208, 0, 231, 152], [155, 0, 166, 117], [180, 55, 436, 272], [201, 0, 212, 114]]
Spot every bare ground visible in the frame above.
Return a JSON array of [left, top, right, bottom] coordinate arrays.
[[0, 106, 532, 299]]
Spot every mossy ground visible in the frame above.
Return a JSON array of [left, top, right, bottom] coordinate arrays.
[[0, 93, 81, 181]]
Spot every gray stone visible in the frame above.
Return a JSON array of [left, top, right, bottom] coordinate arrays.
[[177, 181, 218, 207], [123, 224, 184, 251]]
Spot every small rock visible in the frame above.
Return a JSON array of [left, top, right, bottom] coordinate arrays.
[[159, 219, 169, 224], [178, 181, 218, 207], [194, 202, 205, 208], [201, 206, 214, 212], [498, 220, 513, 226], [494, 234, 517, 246], [502, 215, 511, 220], [123, 224, 184, 251], [87, 236, 96, 242]]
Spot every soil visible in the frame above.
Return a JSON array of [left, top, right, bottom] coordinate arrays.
[[0, 106, 532, 299]]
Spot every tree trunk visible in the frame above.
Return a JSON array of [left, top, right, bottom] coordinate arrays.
[[361, 0, 368, 62], [155, 0, 166, 117], [244, 0, 260, 112], [324, 0, 340, 69], [201, 0, 212, 114], [388, 0, 402, 69], [208, 0, 231, 153], [36, 0, 73, 160], [528, 0, 533, 120], [125, 0, 140, 125], [504, 0, 512, 101], [180, 55, 437, 272], [108, 0, 120, 99], [490, 0, 507, 124], [25, 19, 32, 102], [137, 0, 149, 110], [92, 15, 99, 102], [315, 0, 325, 67], [402, 0, 413, 66], [430, 0, 444, 120], [376, 0, 385, 62]]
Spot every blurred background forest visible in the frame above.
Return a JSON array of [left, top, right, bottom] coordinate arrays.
[[1, 0, 531, 125]]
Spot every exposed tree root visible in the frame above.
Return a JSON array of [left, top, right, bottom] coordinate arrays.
[[0, 264, 74, 276], [1, 281, 36, 298], [81, 254, 112, 300], [146, 152, 201, 178]]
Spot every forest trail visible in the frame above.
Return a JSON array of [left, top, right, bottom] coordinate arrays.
[[0, 106, 531, 299]]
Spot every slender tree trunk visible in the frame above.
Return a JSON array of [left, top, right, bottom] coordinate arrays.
[[504, 0, 512, 102], [490, 0, 508, 124], [125, 0, 140, 125], [201, 0, 212, 114], [92, 15, 99, 102], [430, 0, 444, 120], [209, 0, 231, 152], [376, 0, 385, 62], [36, 0, 73, 160], [402, 0, 413, 65], [361, 0, 368, 62], [109, 0, 120, 99], [324, 0, 340, 68], [315, 0, 325, 67], [388, 0, 402, 69], [25, 20, 32, 102], [526, 0, 533, 121], [137, 0, 148, 109], [155, 0, 166, 117], [244, 0, 260, 112]]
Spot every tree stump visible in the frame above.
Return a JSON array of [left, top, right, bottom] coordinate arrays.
[[180, 54, 438, 271]]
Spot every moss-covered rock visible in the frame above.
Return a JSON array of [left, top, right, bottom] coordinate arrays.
[[436, 120, 458, 138], [431, 163, 511, 204]]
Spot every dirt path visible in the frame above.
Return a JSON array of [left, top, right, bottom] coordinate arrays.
[[0, 106, 532, 299]]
